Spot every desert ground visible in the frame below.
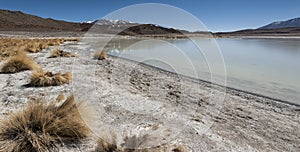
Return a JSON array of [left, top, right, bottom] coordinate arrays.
[[0, 33, 299, 152]]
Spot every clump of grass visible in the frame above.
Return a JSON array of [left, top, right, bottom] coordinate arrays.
[[56, 94, 65, 102], [0, 38, 74, 61], [94, 51, 107, 60], [38, 42, 48, 50], [0, 52, 40, 73], [171, 146, 186, 152], [121, 134, 152, 152], [30, 70, 72, 87], [96, 134, 147, 152], [0, 46, 20, 60], [46, 38, 65, 46], [48, 49, 77, 58], [96, 134, 118, 152], [95, 134, 186, 152], [95, 124, 188, 152], [0, 95, 90, 152], [25, 42, 40, 53]]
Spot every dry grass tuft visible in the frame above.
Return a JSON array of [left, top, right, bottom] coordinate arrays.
[[95, 134, 187, 152], [25, 42, 40, 53], [0, 38, 70, 61], [56, 93, 65, 102], [94, 51, 107, 60], [96, 134, 118, 152], [0, 95, 90, 152], [49, 49, 77, 58], [95, 124, 188, 152], [0, 38, 81, 61], [171, 146, 186, 152], [1, 52, 41, 73], [0, 38, 22, 60], [121, 134, 150, 151], [30, 70, 72, 87], [46, 38, 65, 46]]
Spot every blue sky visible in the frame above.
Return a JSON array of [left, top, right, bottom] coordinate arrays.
[[1, 0, 299, 32]]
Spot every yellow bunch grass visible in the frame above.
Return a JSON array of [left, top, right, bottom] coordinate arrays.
[[1, 52, 40, 73], [0, 95, 90, 152], [96, 134, 187, 152], [30, 70, 72, 87], [94, 51, 107, 60], [0, 38, 80, 60], [49, 49, 77, 58]]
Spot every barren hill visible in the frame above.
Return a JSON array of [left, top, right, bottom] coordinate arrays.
[[119, 24, 187, 35], [0, 9, 91, 31]]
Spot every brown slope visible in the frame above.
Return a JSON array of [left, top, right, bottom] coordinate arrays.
[[0, 9, 90, 31], [118, 24, 188, 35], [81, 23, 190, 36]]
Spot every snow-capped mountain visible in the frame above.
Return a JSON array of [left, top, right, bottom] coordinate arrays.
[[259, 17, 300, 29], [83, 20, 94, 24], [82, 19, 135, 25]]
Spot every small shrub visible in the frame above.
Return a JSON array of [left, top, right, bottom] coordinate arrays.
[[94, 51, 107, 60], [30, 70, 72, 87], [95, 135, 176, 152], [1, 52, 40, 73], [49, 49, 77, 58], [47, 38, 64, 46], [96, 136, 118, 152], [38, 43, 48, 50], [26, 44, 39, 53], [95, 124, 188, 152], [0, 95, 90, 152]]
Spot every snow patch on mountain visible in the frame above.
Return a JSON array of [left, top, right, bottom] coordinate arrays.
[[82, 19, 134, 25]]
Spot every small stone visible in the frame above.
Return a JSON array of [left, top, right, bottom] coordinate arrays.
[[7, 96, 16, 103]]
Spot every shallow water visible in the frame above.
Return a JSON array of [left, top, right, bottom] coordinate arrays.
[[103, 38, 300, 105]]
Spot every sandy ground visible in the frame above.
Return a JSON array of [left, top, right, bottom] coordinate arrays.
[[0, 40, 299, 152]]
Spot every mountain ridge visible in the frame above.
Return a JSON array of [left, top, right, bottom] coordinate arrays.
[[214, 17, 300, 37], [1, 9, 299, 37], [259, 17, 300, 29], [0, 9, 192, 36], [0, 9, 89, 31]]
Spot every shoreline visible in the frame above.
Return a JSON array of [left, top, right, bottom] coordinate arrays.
[[92, 51, 300, 151], [214, 35, 300, 39], [1, 31, 300, 39], [110, 54, 300, 107]]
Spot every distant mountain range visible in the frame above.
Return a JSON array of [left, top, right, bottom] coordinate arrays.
[[258, 17, 300, 29], [0, 9, 189, 36], [0, 9, 299, 37], [85, 17, 300, 30], [215, 17, 300, 37]]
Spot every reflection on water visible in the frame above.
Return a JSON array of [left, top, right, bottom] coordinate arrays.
[[104, 38, 300, 105]]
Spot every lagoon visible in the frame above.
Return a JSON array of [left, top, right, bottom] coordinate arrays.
[[104, 37, 300, 105]]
